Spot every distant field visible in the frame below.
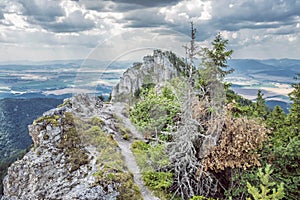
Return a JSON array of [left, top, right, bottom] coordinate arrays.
[[226, 59, 300, 103], [0, 58, 299, 103]]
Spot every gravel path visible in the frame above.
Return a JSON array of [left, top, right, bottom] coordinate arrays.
[[112, 102, 159, 200]]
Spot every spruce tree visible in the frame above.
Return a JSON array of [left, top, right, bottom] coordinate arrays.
[[287, 74, 300, 134], [266, 105, 285, 132], [253, 90, 268, 118], [199, 33, 234, 89]]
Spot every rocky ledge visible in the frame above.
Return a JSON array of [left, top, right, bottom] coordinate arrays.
[[1, 94, 140, 200]]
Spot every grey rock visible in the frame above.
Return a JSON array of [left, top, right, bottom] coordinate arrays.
[[1, 95, 116, 200], [111, 50, 184, 104]]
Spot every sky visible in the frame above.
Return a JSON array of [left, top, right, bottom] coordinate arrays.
[[0, 0, 299, 62]]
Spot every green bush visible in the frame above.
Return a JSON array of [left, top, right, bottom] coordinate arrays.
[[246, 165, 284, 200], [130, 86, 180, 138], [190, 196, 218, 200], [142, 171, 173, 190]]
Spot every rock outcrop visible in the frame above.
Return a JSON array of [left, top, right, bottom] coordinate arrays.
[[1, 95, 139, 200], [111, 50, 185, 104]]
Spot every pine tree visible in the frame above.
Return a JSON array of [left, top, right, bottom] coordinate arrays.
[[199, 33, 234, 89], [266, 105, 285, 131], [253, 90, 268, 118], [287, 74, 300, 134]]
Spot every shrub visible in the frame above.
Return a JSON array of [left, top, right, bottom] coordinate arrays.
[[142, 171, 173, 190], [246, 165, 284, 200]]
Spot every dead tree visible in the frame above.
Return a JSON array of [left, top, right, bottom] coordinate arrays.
[[168, 22, 222, 199]]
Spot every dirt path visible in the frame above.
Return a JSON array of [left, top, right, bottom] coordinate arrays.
[[112, 102, 159, 200]]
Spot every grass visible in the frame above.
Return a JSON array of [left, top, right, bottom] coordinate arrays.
[[131, 140, 178, 200], [73, 114, 143, 199], [33, 115, 60, 127]]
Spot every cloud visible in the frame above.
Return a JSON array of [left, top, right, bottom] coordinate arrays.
[[15, 0, 96, 33], [0, 8, 3, 19], [122, 8, 166, 28], [210, 0, 300, 31], [107, 0, 181, 7], [0, 0, 300, 61], [19, 0, 65, 22], [41, 10, 95, 33], [78, 0, 143, 13]]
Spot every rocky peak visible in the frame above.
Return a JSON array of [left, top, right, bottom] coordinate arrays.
[[111, 49, 186, 104], [1, 94, 140, 200]]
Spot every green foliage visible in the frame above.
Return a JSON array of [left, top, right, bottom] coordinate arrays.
[[130, 86, 180, 137], [108, 92, 112, 102], [122, 133, 130, 140], [90, 116, 103, 126], [166, 51, 187, 74], [225, 167, 259, 200], [57, 99, 72, 108], [33, 115, 61, 127], [190, 196, 218, 200], [287, 73, 300, 134], [131, 140, 174, 199], [95, 171, 142, 200], [57, 112, 89, 172], [266, 105, 286, 132], [246, 165, 284, 200], [199, 33, 234, 89], [134, 83, 155, 98], [226, 89, 254, 117], [262, 75, 300, 199], [253, 90, 268, 118], [131, 140, 170, 172], [142, 171, 173, 190], [74, 116, 142, 199]]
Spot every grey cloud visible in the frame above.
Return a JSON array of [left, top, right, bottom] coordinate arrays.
[[78, 0, 181, 12], [123, 9, 166, 28], [80, 1, 143, 12], [19, 0, 64, 22], [41, 11, 95, 33], [211, 0, 300, 31], [0, 2, 5, 19], [16, 0, 95, 33], [107, 0, 181, 7]]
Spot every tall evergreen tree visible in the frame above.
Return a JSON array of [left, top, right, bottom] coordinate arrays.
[[199, 33, 234, 88], [267, 105, 286, 132], [253, 89, 268, 118], [287, 74, 300, 134]]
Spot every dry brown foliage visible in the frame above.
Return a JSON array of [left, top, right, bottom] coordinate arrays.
[[202, 116, 268, 172]]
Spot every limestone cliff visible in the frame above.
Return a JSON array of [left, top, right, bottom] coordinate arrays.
[[1, 95, 143, 200], [111, 49, 186, 104]]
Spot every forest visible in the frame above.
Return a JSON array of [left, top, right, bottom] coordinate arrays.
[[129, 24, 299, 200]]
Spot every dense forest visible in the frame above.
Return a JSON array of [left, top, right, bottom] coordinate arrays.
[[129, 25, 299, 199]]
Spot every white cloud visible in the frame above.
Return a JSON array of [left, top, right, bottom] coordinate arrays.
[[160, 0, 212, 23], [0, 0, 300, 61]]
